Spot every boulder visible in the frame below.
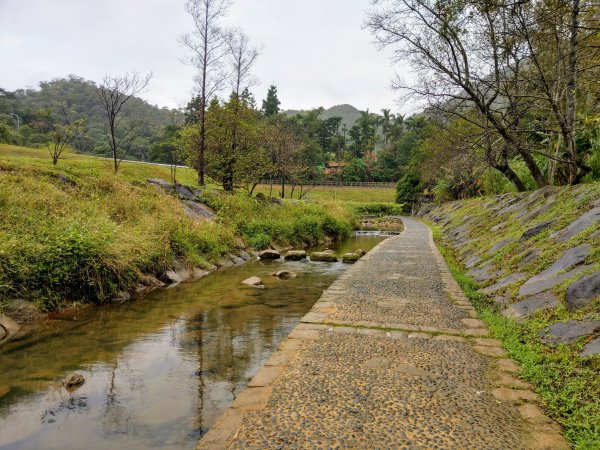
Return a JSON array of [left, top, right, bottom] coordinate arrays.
[[182, 201, 215, 221], [111, 291, 131, 304], [481, 273, 527, 295], [310, 252, 339, 262], [519, 244, 591, 297], [147, 178, 172, 189], [487, 238, 515, 255], [538, 320, 600, 345], [519, 265, 591, 298], [502, 291, 560, 320], [242, 276, 264, 288], [55, 173, 76, 186], [554, 207, 600, 242], [518, 220, 555, 243], [342, 253, 361, 263], [164, 269, 192, 284], [174, 184, 197, 200], [465, 256, 481, 269], [61, 374, 85, 392], [581, 336, 600, 358], [284, 250, 307, 261], [271, 270, 297, 279], [0, 314, 21, 341], [467, 263, 501, 283], [516, 250, 539, 269], [565, 271, 600, 311], [2, 299, 44, 323], [259, 249, 281, 260]]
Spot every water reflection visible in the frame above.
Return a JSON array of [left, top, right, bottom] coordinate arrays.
[[0, 235, 385, 450]]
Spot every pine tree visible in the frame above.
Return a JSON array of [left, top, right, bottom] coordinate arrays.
[[261, 85, 281, 116]]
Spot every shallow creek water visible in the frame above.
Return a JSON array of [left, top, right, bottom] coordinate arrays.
[[0, 235, 387, 450]]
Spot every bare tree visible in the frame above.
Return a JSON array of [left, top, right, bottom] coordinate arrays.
[[39, 106, 85, 165], [367, 0, 547, 190], [97, 73, 152, 173], [228, 30, 260, 98], [180, 0, 232, 186]]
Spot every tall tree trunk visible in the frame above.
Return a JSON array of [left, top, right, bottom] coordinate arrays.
[[566, 0, 580, 184]]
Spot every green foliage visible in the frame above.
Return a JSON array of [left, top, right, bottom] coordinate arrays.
[[342, 158, 368, 181], [204, 191, 353, 248], [261, 84, 281, 117], [395, 173, 422, 211], [347, 202, 404, 217]]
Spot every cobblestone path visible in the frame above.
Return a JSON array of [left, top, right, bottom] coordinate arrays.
[[198, 218, 568, 450]]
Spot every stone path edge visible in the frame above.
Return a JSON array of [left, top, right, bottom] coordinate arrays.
[[196, 219, 568, 450]]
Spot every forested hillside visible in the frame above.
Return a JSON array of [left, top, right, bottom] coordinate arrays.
[[0, 76, 183, 161]]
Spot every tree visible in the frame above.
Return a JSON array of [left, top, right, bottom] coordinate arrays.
[[262, 85, 281, 116], [41, 107, 85, 165], [97, 73, 152, 173], [367, 0, 542, 191], [228, 30, 260, 99], [180, 0, 232, 185]]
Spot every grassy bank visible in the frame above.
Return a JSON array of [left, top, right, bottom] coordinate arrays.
[[424, 187, 600, 450], [0, 144, 355, 311]]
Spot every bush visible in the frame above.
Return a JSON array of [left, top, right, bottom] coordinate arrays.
[[349, 202, 405, 217], [395, 173, 423, 212]]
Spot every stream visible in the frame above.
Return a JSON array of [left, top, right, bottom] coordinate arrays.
[[0, 234, 388, 450]]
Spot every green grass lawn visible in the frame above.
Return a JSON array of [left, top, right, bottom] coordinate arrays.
[[0, 144, 200, 185]]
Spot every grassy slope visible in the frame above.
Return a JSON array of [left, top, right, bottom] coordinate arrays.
[[424, 184, 600, 449], [0, 144, 355, 310]]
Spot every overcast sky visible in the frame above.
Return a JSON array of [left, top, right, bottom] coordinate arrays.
[[0, 0, 411, 114]]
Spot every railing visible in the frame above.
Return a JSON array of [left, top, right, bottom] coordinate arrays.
[[259, 180, 396, 188]]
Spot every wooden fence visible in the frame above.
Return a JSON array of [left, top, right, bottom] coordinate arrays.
[[259, 180, 396, 188]]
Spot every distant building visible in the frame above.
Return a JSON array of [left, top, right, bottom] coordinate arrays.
[[324, 161, 348, 177]]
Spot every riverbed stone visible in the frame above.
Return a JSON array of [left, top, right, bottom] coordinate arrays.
[[61, 373, 85, 391], [284, 250, 307, 261], [565, 271, 600, 311], [538, 320, 600, 345], [309, 251, 338, 262], [519, 220, 555, 243], [502, 291, 560, 320], [258, 249, 280, 260], [554, 206, 600, 242], [0, 314, 20, 341], [164, 269, 191, 284], [341, 252, 361, 263], [581, 336, 600, 357], [242, 276, 264, 288], [271, 270, 296, 279], [3, 299, 44, 323], [519, 244, 591, 297], [482, 273, 527, 295]]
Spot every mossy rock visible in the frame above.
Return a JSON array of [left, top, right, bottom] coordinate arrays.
[[310, 251, 339, 262], [342, 252, 361, 263]]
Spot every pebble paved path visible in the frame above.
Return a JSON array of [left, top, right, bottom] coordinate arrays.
[[198, 218, 569, 449]]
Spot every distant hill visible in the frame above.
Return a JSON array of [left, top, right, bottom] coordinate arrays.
[[0, 75, 183, 161], [284, 104, 362, 130]]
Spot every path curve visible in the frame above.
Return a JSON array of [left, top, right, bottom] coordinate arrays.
[[198, 218, 568, 449]]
